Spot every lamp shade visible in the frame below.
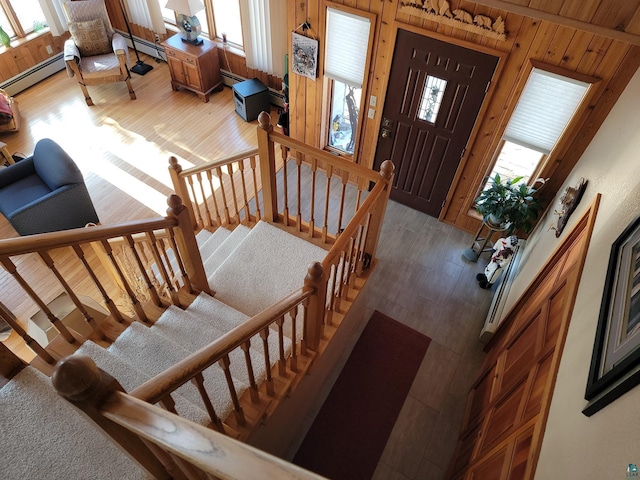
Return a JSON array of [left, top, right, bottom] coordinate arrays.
[[165, 0, 204, 16]]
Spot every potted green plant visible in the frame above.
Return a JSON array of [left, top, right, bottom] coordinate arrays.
[[475, 173, 546, 234]]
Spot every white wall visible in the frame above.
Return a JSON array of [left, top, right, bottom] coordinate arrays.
[[497, 67, 640, 478]]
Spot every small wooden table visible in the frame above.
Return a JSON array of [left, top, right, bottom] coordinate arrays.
[[0, 141, 13, 165], [162, 34, 223, 103]]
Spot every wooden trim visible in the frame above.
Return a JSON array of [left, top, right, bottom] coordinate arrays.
[[469, 0, 640, 46]]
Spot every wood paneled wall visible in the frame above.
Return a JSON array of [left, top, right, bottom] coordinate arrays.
[[0, 32, 66, 83], [287, 0, 640, 233]]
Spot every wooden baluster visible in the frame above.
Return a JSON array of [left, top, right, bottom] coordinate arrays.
[[158, 394, 179, 415], [215, 166, 232, 225], [256, 112, 278, 222], [237, 160, 251, 224], [322, 165, 333, 243], [343, 235, 357, 295], [145, 231, 180, 307], [52, 355, 172, 479], [325, 263, 337, 326], [168, 156, 197, 230], [303, 262, 326, 352], [351, 225, 365, 283], [157, 237, 176, 285], [166, 227, 192, 296], [218, 354, 245, 426], [337, 170, 349, 237], [289, 306, 298, 373], [275, 316, 286, 376], [356, 215, 372, 276], [281, 147, 290, 226], [0, 256, 75, 343], [186, 175, 204, 229], [73, 244, 125, 323], [167, 195, 211, 295], [38, 251, 104, 340], [226, 164, 241, 225], [334, 251, 346, 314], [0, 341, 26, 384], [249, 155, 261, 221], [140, 442, 191, 480], [124, 236, 163, 307], [260, 327, 275, 396], [0, 302, 55, 364], [240, 340, 260, 403], [205, 170, 222, 227], [296, 156, 302, 232], [308, 158, 317, 239], [191, 373, 225, 433], [195, 172, 213, 228], [364, 160, 395, 261], [301, 298, 309, 356], [99, 239, 149, 322]]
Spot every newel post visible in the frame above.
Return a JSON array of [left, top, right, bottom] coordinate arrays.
[[167, 194, 212, 295], [168, 156, 197, 229], [364, 160, 394, 260], [52, 355, 171, 479], [256, 112, 278, 222], [303, 262, 327, 352]]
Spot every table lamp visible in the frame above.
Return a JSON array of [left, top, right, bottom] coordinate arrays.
[[165, 0, 205, 46]]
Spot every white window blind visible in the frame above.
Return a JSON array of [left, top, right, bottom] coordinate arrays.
[[324, 7, 370, 89], [504, 68, 590, 154]]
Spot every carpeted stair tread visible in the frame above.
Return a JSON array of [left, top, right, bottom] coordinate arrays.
[[108, 322, 247, 420], [208, 221, 327, 316], [0, 367, 150, 480], [195, 228, 213, 245], [198, 227, 232, 261], [75, 340, 210, 426], [203, 224, 251, 278], [153, 301, 287, 386]]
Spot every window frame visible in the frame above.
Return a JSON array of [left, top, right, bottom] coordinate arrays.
[[471, 61, 601, 217], [320, 1, 376, 161], [0, 0, 46, 40]]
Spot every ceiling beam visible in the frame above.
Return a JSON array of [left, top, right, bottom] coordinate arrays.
[[470, 0, 640, 46]]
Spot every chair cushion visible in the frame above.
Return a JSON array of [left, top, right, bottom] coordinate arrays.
[[69, 18, 111, 57], [79, 54, 122, 78], [0, 175, 51, 218], [63, 0, 114, 36]]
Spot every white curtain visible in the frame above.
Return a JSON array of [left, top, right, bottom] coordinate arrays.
[[125, 0, 166, 34], [39, 0, 67, 35], [239, 0, 287, 78]]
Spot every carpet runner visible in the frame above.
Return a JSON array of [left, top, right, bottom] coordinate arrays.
[[293, 310, 431, 480]]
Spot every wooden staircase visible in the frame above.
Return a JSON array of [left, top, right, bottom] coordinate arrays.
[[0, 112, 394, 478]]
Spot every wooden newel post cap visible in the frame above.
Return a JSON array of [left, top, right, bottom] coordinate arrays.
[[258, 111, 272, 130], [305, 262, 325, 286], [380, 160, 395, 180], [52, 355, 101, 401], [167, 194, 185, 215], [168, 156, 182, 172]]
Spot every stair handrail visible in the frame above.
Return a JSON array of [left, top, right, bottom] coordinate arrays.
[[128, 263, 324, 405], [53, 355, 326, 480], [173, 148, 260, 177]]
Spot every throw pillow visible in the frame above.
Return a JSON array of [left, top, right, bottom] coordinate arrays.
[[69, 18, 111, 57]]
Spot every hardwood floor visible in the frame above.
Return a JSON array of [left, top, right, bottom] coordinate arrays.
[[1, 55, 494, 479]]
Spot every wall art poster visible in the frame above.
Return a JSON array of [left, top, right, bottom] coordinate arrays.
[[292, 32, 318, 80]]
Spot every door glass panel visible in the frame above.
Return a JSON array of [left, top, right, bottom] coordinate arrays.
[[417, 75, 447, 123], [329, 80, 362, 155]]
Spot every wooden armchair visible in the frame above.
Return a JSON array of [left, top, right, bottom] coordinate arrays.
[[63, 0, 136, 106]]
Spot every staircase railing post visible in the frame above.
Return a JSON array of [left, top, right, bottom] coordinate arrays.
[[364, 160, 394, 261], [167, 194, 212, 295], [256, 111, 278, 222], [303, 262, 326, 352], [52, 355, 172, 480], [168, 156, 197, 230]]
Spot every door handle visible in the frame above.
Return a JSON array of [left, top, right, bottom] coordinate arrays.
[[381, 128, 392, 138]]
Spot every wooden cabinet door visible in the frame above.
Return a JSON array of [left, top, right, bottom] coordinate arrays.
[[167, 55, 186, 85], [448, 199, 599, 480], [184, 61, 202, 91]]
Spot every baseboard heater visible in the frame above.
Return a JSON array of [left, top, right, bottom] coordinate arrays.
[[0, 53, 65, 97], [480, 239, 526, 343]]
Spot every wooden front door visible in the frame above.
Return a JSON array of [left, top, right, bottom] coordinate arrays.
[[446, 199, 599, 479], [373, 29, 498, 217]]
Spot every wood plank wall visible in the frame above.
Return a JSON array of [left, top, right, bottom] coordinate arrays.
[[0, 32, 66, 83], [287, 0, 640, 233]]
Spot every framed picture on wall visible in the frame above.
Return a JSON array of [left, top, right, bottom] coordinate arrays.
[[291, 32, 318, 80], [584, 215, 640, 416]]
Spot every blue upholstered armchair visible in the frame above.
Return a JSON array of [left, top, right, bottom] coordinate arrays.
[[0, 139, 99, 236]]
